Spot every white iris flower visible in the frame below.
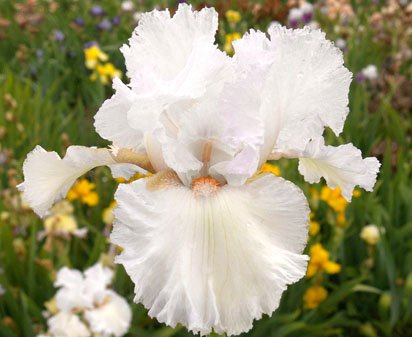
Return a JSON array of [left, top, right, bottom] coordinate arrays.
[[45, 312, 90, 337], [20, 4, 380, 336], [39, 263, 132, 337]]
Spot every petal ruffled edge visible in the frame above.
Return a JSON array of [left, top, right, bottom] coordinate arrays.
[[111, 174, 309, 335], [298, 137, 380, 200], [18, 145, 144, 217], [94, 78, 143, 151]]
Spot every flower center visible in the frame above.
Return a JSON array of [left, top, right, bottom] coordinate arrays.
[[191, 176, 221, 197]]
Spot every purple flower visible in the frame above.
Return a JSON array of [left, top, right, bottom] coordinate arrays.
[[53, 30, 65, 42], [355, 72, 366, 83], [289, 18, 299, 28], [111, 16, 121, 26], [73, 16, 85, 27], [84, 41, 97, 49], [98, 18, 112, 31], [302, 12, 313, 24], [90, 5, 105, 17], [301, 3, 314, 24], [288, 8, 302, 29]]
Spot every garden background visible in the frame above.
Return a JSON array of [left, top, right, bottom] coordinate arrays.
[[0, 0, 411, 336]]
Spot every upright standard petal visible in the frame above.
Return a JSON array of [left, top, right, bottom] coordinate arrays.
[[121, 4, 231, 135], [55, 267, 92, 312], [84, 263, 114, 302], [111, 174, 309, 336], [94, 78, 143, 151], [298, 137, 380, 200], [153, 84, 262, 187], [268, 25, 352, 152], [121, 4, 218, 82], [231, 25, 352, 158]]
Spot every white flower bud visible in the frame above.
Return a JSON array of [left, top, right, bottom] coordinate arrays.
[[360, 224, 380, 245]]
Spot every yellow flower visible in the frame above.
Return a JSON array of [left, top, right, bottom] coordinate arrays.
[[260, 162, 281, 176], [309, 220, 320, 236], [83, 192, 99, 206], [320, 186, 360, 213], [84, 45, 121, 85], [306, 243, 341, 278], [323, 260, 341, 274], [94, 63, 122, 85], [44, 214, 78, 234], [19, 192, 32, 211], [67, 178, 99, 206], [84, 45, 108, 69], [303, 285, 328, 309], [99, 253, 115, 268], [50, 200, 74, 215], [336, 211, 346, 227], [224, 32, 241, 55], [44, 298, 59, 315], [353, 189, 361, 198], [102, 201, 117, 226], [115, 172, 149, 184], [225, 10, 241, 24], [320, 186, 348, 213]]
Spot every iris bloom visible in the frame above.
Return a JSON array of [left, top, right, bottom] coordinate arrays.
[[20, 4, 379, 335], [39, 263, 132, 337]]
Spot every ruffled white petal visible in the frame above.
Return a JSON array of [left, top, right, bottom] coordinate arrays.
[[154, 128, 203, 186], [111, 174, 309, 336], [121, 4, 218, 82], [53, 264, 130, 337], [152, 82, 262, 186], [55, 268, 92, 312], [217, 30, 271, 152], [83, 263, 114, 303], [109, 163, 145, 180], [232, 25, 352, 159], [85, 290, 132, 337], [55, 264, 117, 313], [125, 41, 230, 134], [121, 4, 231, 139], [268, 25, 352, 152], [298, 137, 381, 200], [47, 312, 90, 337], [94, 78, 143, 151], [209, 145, 260, 186], [232, 30, 272, 67], [55, 267, 83, 289], [18, 146, 117, 217]]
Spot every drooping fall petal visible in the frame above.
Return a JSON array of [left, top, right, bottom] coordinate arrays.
[[111, 174, 309, 335]]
